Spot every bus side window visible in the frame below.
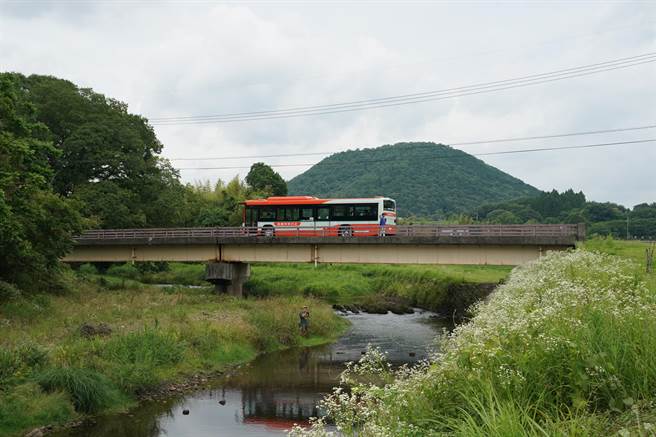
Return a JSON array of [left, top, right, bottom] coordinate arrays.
[[317, 207, 329, 221], [331, 205, 346, 220], [276, 207, 286, 221], [384, 200, 396, 212], [285, 208, 299, 221], [260, 207, 275, 221], [301, 207, 314, 220], [291, 208, 300, 220]]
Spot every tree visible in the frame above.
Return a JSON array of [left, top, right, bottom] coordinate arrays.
[[0, 74, 84, 291], [486, 210, 521, 224], [11, 73, 189, 229], [245, 162, 287, 196], [584, 202, 626, 222]]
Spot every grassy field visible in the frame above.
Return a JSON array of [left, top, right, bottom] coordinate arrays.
[[294, 245, 656, 436], [580, 237, 656, 289], [0, 275, 347, 437]]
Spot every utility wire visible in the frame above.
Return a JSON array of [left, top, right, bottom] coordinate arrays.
[[152, 52, 655, 121], [151, 53, 656, 124], [167, 124, 656, 161], [176, 138, 656, 171]]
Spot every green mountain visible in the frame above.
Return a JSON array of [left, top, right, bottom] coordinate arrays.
[[287, 142, 540, 218]]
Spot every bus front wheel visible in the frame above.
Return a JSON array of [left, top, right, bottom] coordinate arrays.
[[339, 225, 353, 237]]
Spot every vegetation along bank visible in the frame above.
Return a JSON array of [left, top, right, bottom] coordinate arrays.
[[0, 271, 347, 437], [101, 261, 511, 319], [292, 240, 656, 436]]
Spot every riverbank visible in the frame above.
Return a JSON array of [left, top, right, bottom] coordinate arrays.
[[102, 262, 511, 317], [0, 277, 347, 437], [294, 243, 656, 436]]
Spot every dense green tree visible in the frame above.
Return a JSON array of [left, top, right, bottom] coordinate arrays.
[[486, 210, 522, 224], [0, 74, 84, 290], [584, 202, 626, 222], [245, 162, 287, 196], [5, 73, 189, 229], [631, 203, 656, 219]]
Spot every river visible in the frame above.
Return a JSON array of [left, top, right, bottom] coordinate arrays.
[[56, 311, 448, 437]]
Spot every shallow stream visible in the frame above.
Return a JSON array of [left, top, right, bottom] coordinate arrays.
[[56, 311, 448, 437]]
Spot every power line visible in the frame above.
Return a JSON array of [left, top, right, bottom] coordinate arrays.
[[151, 52, 656, 124], [176, 138, 655, 171], [152, 52, 655, 121], [167, 124, 656, 161]]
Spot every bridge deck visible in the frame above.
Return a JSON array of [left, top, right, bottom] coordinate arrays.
[[64, 225, 583, 266], [73, 224, 583, 246]]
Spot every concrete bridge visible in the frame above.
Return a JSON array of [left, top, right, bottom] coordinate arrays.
[[64, 224, 584, 296]]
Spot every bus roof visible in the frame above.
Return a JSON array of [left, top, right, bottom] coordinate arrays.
[[242, 196, 393, 206]]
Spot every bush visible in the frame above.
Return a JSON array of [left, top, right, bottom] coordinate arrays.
[[0, 342, 49, 382], [15, 342, 49, 369], [78, 263, 99, 276], [106, 263, 142, 280], [0, 280, 21, 303], [36, 367, 119, 413]]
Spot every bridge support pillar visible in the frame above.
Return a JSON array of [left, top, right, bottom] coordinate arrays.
[[205, 262, 251, 297]]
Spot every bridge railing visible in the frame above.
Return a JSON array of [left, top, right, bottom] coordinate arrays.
[[74, 224, 582, 241]]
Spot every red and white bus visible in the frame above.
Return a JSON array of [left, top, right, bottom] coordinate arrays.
[[242, 196, 397, 237]]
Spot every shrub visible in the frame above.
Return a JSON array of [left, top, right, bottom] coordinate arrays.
[[106, 263, 142, 280], [0, 280, 21, 303], [78, 263, 99, 276], [36, 367, 119, 413], [15, 342, 49, 369], [0, 343, 49, 382]]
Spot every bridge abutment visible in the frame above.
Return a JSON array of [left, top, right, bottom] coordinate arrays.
[[205, 261, 251, 297]]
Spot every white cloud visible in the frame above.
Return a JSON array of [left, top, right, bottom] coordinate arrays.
[[1, 1, 654, 207]]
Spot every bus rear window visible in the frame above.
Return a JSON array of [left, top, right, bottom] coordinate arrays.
[[384, 200, 395, 211]]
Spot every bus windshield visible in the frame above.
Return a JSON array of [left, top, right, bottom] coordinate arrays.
[[383, 200, 395, 212]]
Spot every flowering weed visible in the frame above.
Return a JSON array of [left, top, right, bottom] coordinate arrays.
[[294, 250, 656, 436]]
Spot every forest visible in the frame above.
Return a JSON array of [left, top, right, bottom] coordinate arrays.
[[472, 189, 656, 239]]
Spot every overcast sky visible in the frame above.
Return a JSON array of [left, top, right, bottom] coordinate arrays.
[[1, 1, 655, 207]]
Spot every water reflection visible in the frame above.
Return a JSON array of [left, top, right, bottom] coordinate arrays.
[[56, 311, 448, 437]]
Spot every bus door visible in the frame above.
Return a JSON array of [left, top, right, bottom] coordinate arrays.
[[298, 206, 315, 235], [315, 206, 330, 236]]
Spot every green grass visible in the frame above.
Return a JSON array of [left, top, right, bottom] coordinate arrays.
[[580, 236, 656, 291], [99, 261, 511, 314], [0, 277, 347, 436], [0, 383, 76, 437], [579, 236, 654, 264], [247, 263, 510, 310], [295, 249, 656, 436]]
